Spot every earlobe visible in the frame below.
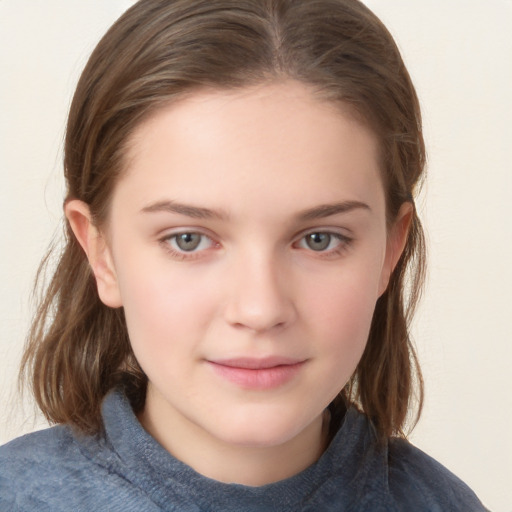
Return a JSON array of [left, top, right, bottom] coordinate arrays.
[[65, 199, 123, 308], [378, 202, 413, 296]]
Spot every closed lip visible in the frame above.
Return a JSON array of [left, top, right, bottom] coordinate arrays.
[[207, 356, 306, 369], [206, 356, 307, 390]]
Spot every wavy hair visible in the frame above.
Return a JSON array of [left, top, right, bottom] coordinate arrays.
[[21, 0, 426, 440]]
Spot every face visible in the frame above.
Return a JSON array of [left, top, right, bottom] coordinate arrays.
[[85, 81, 403, 458]]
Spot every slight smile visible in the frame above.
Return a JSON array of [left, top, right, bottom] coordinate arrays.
[[207, 357, 307, 390]]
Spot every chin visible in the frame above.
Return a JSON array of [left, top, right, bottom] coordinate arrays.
[[211, 409, 317, 449]]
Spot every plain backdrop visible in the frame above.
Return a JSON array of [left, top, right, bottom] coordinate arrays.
[[1, 1, 511, 510]]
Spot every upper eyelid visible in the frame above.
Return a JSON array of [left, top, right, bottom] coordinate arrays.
[[158, 226, 216, 240], [158, 229, 217, 249], [295, 232, 351, 245], [156, 226, 353, 245], [294, 226, 353, 241], [159, 231, 218, 259], [291, 230, 353, 253], [172, 232, 213, 249]]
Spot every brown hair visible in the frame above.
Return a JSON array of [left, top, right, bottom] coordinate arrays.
[[21, 0, 426, 439]]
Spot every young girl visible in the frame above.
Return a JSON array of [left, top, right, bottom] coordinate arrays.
[[0, 0, 489, 510]]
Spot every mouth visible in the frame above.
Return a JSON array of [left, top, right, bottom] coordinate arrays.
[[206, 357, 306, 390]]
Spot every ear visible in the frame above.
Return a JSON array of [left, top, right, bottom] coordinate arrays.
[[65, 199, 123, 308], [378, 202, 413, 296]]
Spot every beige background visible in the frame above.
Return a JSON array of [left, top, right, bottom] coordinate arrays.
[[1, 1, 510, 510]]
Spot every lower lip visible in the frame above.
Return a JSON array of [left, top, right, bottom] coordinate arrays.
[[208, 361, 305, 390]]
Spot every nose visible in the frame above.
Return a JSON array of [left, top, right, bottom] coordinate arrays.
[[223, 250, 297, 333]]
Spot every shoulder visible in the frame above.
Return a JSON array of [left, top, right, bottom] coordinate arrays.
[[0, 424, 80, 481], [1, 423, 76, 460], [0, 426, 89, 510], [387, 437, 489, 511], [0, 425, 152, 511]]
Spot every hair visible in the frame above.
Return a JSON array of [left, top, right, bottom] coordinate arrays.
[[21, 0, 426, 440]]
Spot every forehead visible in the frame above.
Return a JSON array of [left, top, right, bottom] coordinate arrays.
[[115, 80, 384, 218]]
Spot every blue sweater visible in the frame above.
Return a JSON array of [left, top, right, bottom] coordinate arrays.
[[0, 390, 487, 511]]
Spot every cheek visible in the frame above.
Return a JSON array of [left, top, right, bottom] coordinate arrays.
[[303, 261, 383, 367], [114, 257, 215, 359], [311, 290, 376, 401], [114, 257, 234, 387], [313, 286, 376, 355]]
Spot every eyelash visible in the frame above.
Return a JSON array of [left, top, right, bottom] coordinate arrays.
[[294, 231, 353, 258], [158, 230, 353, 261], [159, 231, 218, 261]]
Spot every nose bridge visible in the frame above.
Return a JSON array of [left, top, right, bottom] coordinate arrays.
[[224, 243, 295, 332]]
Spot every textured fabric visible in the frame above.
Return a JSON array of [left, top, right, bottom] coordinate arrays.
[[0, 390, 488, 511]]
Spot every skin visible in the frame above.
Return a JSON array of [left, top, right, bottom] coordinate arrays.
[[67, 80, 411, 486]]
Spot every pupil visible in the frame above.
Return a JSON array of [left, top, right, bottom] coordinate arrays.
[[307, 233, 330, 251], [176, 233, 200, 251]]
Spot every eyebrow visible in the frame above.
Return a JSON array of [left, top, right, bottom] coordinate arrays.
[[140, 199, 370, 221], [140, 200, 228, 220], [296, 201, 371, 221]]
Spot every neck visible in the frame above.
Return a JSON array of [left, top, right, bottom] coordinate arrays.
[[139, 390, 330, 486]]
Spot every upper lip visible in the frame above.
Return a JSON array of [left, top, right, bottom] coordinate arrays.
[[208, 357, 305, 370]]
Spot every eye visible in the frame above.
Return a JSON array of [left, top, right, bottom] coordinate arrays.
[[296, 231, 350, 253], [164, 232, 214, 253], [304, 233, 332, 251]]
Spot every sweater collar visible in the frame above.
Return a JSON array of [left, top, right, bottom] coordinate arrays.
[[91, 389, 385, 511]]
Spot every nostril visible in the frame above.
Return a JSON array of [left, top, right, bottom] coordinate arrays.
[[225, 300, 295, 333], [222, 260, 297, 332]]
